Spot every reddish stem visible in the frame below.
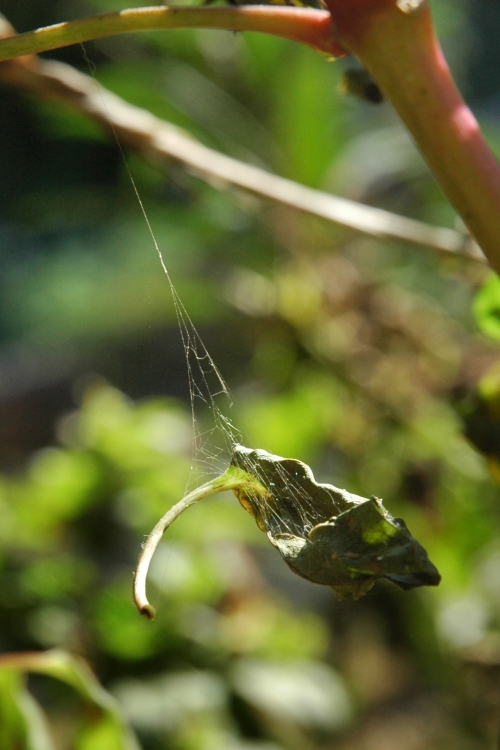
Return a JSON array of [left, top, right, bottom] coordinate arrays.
[[0, 6, 341, 62], [1, 3, 499, 265], [326, 1, 500, 270]]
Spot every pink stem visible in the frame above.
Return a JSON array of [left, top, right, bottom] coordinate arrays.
[[2, 3, 499, 266], [330, 3, 500, 270]]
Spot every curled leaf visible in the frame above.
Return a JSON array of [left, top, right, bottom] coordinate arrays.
[[231, 446, 440, 600], [134, 444, 440, 616]]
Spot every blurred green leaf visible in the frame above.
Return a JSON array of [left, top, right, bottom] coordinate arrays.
[[272, 44, 343, 186], [473, 273, 500, 341], [0, 670, 33, 750], [241, 371, 340, 461], [93, 578, 167, 661], [0, 650, 140, 750]]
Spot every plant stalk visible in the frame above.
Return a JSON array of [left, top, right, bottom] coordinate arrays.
[[0, 5, 339, 62], [326, 1, 500, 271], [2, 3, 500, 266]]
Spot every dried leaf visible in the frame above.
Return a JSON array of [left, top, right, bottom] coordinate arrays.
[[231, 446, 440, 600]]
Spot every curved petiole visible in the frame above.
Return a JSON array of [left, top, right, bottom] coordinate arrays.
[[133, 468, 250, 619]]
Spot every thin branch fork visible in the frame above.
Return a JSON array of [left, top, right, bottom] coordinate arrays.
[[0, 5, 498, 264], [0, 13, 481, 259]]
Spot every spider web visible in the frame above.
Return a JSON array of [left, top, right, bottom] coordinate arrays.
[[80, 44, 241, 475], [80, 45, 335, 539], [232, 446, 354, 539]]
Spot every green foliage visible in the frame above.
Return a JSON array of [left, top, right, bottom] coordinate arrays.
[[474, 272, 500, 341], [1, 0, 500, 747], [0, 385, 338, 747], [0, 650, 140, 750]]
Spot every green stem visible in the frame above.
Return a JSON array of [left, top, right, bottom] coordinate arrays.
[[331, 3, 500, 271], [133, 469, 249, 619], [0, 5, 338, 62]]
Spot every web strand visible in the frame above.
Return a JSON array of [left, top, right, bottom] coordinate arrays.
[[80, 43, 242, 484], [79, 44, 325, 539]]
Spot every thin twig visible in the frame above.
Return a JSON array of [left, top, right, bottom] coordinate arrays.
[[0, 25, 483, 259]]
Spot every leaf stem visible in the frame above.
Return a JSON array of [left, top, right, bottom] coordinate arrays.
[[0, 5, 338, 62], [133, 470, 245, 619]]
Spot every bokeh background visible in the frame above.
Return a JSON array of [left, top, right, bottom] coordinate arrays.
[[2, 0, 500, 747]]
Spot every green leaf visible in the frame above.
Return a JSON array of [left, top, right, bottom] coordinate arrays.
[[0, 650, 140, 750], [0, 669, 54, 750], [231, 446, 440, 600], [473, 273, 500, 341]]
